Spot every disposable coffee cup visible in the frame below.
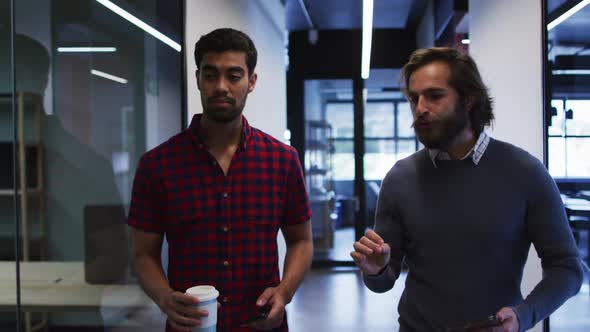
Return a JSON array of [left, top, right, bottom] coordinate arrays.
[[186, 285, 219, 332]]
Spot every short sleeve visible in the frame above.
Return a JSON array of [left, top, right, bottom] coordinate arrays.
[[127, 153, 165, 233], [282, 149, 312, 226]]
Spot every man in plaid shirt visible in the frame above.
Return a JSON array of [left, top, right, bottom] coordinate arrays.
[[128, 28, 313, 331]]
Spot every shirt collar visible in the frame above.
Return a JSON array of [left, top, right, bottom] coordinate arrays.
[[428, 131, 490, 167], [188, 113, 252, 150]]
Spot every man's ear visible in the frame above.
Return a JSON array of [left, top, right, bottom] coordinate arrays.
[[247, 73, 258, 93], [195, 70, 200, 89]]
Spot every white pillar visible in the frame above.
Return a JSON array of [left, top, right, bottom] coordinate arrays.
[[469, 1, 543, 331], [184, 0, 288, 274]]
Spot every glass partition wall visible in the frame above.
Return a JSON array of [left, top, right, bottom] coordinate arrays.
[[1, 0, 185, 331], [546, 0, 590, 330], [0, 0, 18, 330]]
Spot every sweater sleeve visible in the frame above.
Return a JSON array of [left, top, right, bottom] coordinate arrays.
[[363, 168, 406, 293], [513, 159, 583, 331]]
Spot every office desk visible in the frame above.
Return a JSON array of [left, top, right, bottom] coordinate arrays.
[[563, 196, 590, 219], [0, 261, 153, 312], [562, 196, 590, 265]]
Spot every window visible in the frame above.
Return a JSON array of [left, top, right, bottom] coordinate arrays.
[[364, 101, 418, 181], [548, 99, 590, 177], [327, 100, 418, 181]]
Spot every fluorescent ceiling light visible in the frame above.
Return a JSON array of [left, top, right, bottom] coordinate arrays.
[[361, 0, 374, 79], [91, 69, 128, 84], [461, 39, 470, 45], [552, 69, 590, 75], [547, 0, 590, 31], [95, 0, 181, 52], [58, 47, 117, 52]]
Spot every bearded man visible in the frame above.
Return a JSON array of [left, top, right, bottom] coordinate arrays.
[[351, 47, 582, 332]]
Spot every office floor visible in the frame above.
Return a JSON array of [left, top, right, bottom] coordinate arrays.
[[36, 269, 589, 332], [287, 268, 590, 332], [550, 230, 590, 332], [34, 229, 590, 331], [288, 227, 590, 332], [287, 268, 403, 332]]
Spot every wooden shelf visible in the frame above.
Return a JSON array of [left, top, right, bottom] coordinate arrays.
[[0, 224, 45, 241], [0, 188, 42, 196], [0, 91, 46, 265]]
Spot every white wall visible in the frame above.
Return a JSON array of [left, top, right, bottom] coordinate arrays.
[[185, 0, 287, 140], [469, 1, 543, 331], [184, 0, 288, 272]]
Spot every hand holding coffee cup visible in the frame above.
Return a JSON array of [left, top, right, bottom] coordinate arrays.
[[186, 285, 220, 332], [157, 288, 212, 331]]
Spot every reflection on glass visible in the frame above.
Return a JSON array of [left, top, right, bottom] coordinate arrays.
[[546, 0, 590, 330], [1, 0, 184, 330], [0, 0, 18, 329]]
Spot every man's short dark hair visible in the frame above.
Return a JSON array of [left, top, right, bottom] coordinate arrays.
[[401, 47, 494, 134], [194, 28, 257, 75]]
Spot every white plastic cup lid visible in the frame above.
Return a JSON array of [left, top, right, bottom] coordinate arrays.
[[186, 285, 219, 302]]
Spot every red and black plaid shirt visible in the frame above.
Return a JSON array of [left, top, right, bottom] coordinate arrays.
[[128, 114, 311, 331]]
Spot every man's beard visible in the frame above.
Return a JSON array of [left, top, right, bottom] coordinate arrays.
[[202, 95, 246, 124], [414, 102, 469, 150]]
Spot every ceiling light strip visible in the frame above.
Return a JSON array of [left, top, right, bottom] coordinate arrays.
[[547, 0, 590, 31], [58, 47, 117, 52], [95, 0, 181, 52], [91, 69, 128, 84], [361, 0, 374, 79], [296, 0, 314, 29]]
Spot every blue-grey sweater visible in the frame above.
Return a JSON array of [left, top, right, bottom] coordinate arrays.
[[364, 138, 583, 331]]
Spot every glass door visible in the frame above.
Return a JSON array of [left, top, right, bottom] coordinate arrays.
[[304, 79, 357, 263], [303, 74, 420, 266]]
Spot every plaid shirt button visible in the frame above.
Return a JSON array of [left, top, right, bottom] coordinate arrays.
[[223, 260, 229, 267], [221, 192, 228, 199], [222, 226, 229, 232]]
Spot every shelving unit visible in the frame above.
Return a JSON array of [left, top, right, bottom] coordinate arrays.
[[0, 92, 46, 262], [0, 92, 47, 332], [305, 120, 335, 251]]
